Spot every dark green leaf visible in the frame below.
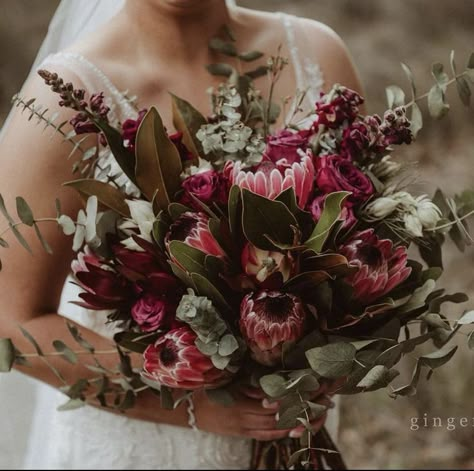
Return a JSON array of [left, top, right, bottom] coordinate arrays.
[[67, 322, 95, 353], [170, 93, 206, 162], [63, 179, 131, 217], [57, 398, 86, 411], [19, 326, 43, 356], [191, 273, 231, 313], [245, 66, 270, 80], [206, 63, 235, 78], [357, 365, 399, 391], [0, 194, 15, 224], [0, 338, 15, 372], [468, 331, 474, 350], [242, 189, 298, 250], [114, 331, 159, 354], [227, 185, 241, 237], [456, 76, 471, 106], [168, 203, 191, 221], [375, 344, 403, 369], [119, 390, 136, 410], [16, 197, 34, 226], [168, 241, 206, 275], [397, 279, 436, 314], [306, 343, 356, 379], [305, 192, 351, 253], [239, 50, 264, 62], [52, 340, 78, 364], [135, 107, 182, 209], [160, 385, 174, 410], [421, 313, 451, 330], [0, 237, 9, 248], [209, 38, 238, 56], [9, 223, 32, 254], [467, 52, 474, 70], [34, 223, 53, 254], [206, 388, 235, 407]]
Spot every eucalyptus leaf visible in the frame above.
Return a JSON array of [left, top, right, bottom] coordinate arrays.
[[67, 322, 95, 353], [218, 334, 239, 357], [397, 279, 436, 314], [0, 338, 15, 372], [52, 340, 78, 364], [57, 398, 86, 411], [34, 223, 53, 254], [58, 215, 76, 236], [457, 310, 474, 325], [401, 62, 417, 98], [386, 85, 406, 108], [456, 76, 471, 106], [410, 102, 423, 137], [206, 63, 235, 78], [15, 197, 34, 226], [357, 365, 399, 391], [19, 326, 43, 356], [160, 385, 174, 410], [419, 345, 457, 369], [431, 63, 449, 92], [260, 374, 287, 398], [239, 50, 264, 62], [306, 343, 356, 379], [0, 194, 15, 224], [428, 85, 450, 120], [9, 223, 32, 254], [468, 331, 474, 350], [420, 313, 451, 331], [209, 38, 237, 56]]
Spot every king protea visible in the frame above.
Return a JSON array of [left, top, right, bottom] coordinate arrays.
[[340, 229, 411, 304], [142, 325, 230, 389], [239, 290, 307, 366]]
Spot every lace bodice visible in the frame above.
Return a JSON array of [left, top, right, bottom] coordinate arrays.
[[8, 12, 337, 471]]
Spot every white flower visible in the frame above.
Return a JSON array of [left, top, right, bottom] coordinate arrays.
[[72, 196, 100, 251], [119, 199, 155, 250], [371, 155, 401, 179], [181, 157, 213, 179], [366, 197, 400, 218], [404, 213, 424, 238], [415, 195, 442, 229]]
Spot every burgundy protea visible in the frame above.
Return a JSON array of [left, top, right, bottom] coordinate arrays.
[[165, 211, 226, 259], [74, 263, 134, 310], [224, 153, 315, 208], [314, 87, 364, 129], [239, 291, 307, 366], [339, 229, 411, 305], [142, 325, 230, 389]]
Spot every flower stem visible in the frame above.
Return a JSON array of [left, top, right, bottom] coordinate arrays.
[[427, 209, 474, 232]]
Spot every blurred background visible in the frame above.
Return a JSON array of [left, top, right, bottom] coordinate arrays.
[[1, 0, 473, 469]]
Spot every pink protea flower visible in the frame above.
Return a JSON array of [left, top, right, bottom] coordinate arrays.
[[165, 211, 226, 258], [142, 325, 230, 389], [239, 291, 307, 366], [241, 243, 294, 285], [224, 153, 315, 208], [339, 229, 412, 305]]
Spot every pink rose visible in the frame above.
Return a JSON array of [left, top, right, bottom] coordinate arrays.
[[131, 293, 171, 332], [315, 155, 374, 205], [309, 194, 357, 229], [264, 129, 310, 168], [181, 170, 227, 206]]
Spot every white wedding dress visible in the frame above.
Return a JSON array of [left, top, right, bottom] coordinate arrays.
[[0, 10, 339, 470]]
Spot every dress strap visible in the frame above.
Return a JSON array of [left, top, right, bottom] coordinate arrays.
[[278, 13, 325, 118]]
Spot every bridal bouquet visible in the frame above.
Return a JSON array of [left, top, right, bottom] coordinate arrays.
[[1, 34, 474, 469]]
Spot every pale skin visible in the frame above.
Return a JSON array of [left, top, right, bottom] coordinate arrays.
[[0, 0, 363, 440]]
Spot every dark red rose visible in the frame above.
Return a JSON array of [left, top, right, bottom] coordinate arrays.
[[314, 87, 364, 129], [264, 129, 311, 168], [315, 155, 374, 205], [181, 170, 227, 206], [122, 109, 147, 151]]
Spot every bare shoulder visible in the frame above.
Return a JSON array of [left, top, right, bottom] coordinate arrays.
[[292, 17, 364, 94]]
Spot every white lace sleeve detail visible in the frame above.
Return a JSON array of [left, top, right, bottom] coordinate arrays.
[[279, 13, 325, 106]]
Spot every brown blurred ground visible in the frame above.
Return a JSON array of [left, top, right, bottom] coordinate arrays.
[[1, 1, 473, 469]]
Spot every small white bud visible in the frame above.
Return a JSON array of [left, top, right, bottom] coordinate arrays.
[[366, 197, 400, 218]]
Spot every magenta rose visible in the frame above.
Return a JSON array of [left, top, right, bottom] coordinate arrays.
[[264, 129, 310, 168], [143, 325, 231, 389], [339, 229, 412, 305], [131, 293, 172, 332], [315, 155, 374, 205], [181, 170, 227, 206], [309, 194, 357, 229]]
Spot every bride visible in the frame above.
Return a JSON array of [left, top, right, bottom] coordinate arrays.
[[0, 0, 363, 469]]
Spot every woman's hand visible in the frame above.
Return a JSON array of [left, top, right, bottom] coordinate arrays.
[[192, 389, 293, 441]]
